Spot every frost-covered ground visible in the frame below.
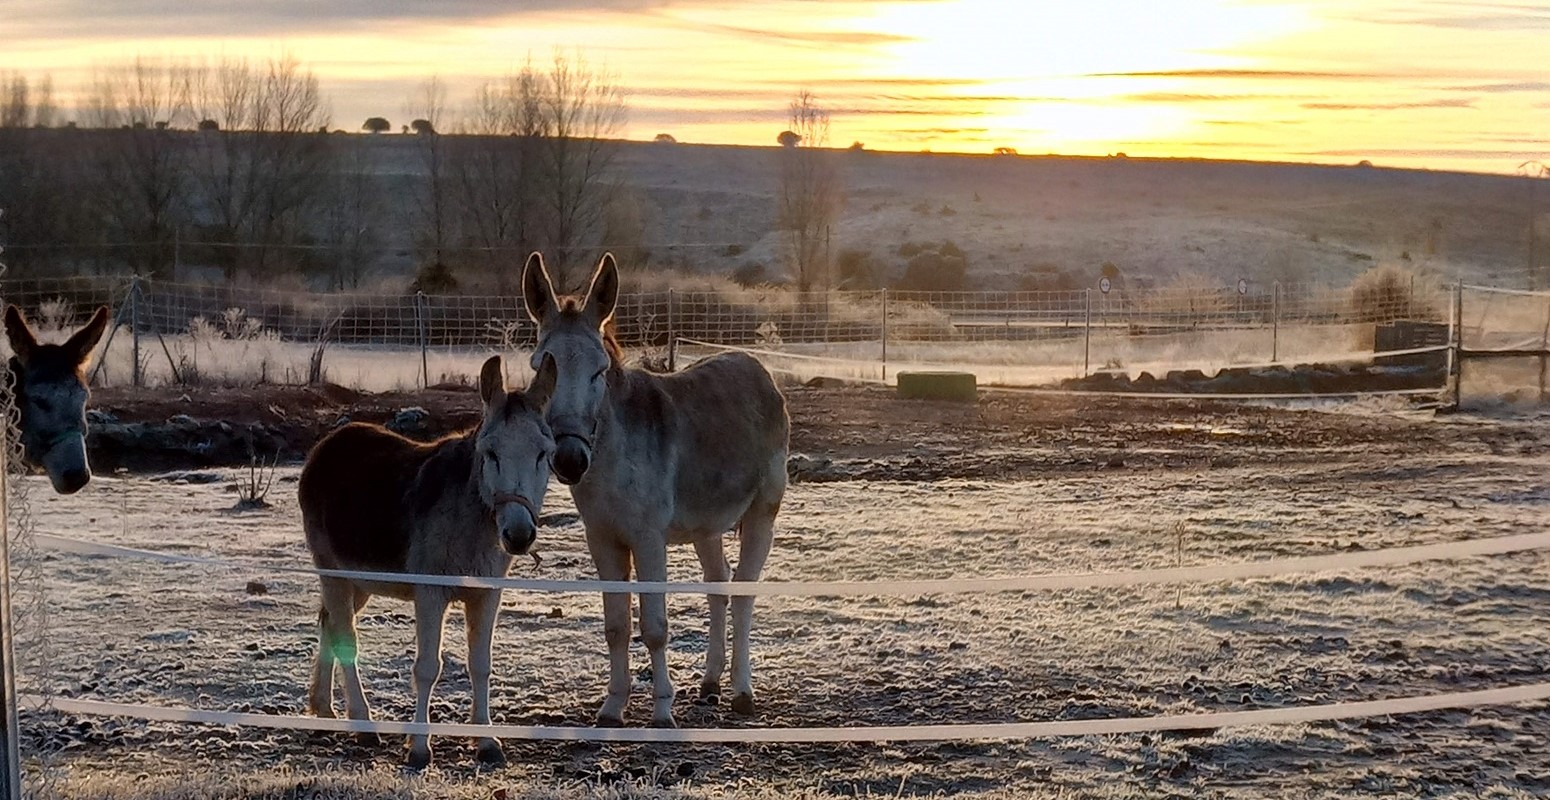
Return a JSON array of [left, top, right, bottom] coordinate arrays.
[[13, 424, 1550, 798]]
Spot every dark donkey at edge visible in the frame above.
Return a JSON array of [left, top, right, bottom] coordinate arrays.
[[300, 355, 557, 768], [522, 251, 790, 728], [3, 304, 111, 494]]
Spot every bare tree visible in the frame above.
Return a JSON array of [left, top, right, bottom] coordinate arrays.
[[318, 134, 383, 289], [538, 53, 627, 287], [0, 73, 89, 276], [450, 70, 545, 292], [778, 90, 839, 293], [189, 55, 331, 282], [449, 56, 625, 290], [82, 57, 195, 276], [404, 76, 454, 271]]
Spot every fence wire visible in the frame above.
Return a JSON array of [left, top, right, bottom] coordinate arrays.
[[0, 274, 1459, 393]]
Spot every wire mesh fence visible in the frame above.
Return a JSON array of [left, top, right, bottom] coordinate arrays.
[[0, 273, 1462, 392]]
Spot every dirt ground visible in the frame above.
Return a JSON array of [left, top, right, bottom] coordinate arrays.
[[86, 382, 1469, 479], [18, 386, 1550, 799]]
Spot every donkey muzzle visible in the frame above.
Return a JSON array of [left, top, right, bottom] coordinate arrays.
[[552, 434, 592, 485], [40, 431, 91, 495], [493, 494, 538, 556]]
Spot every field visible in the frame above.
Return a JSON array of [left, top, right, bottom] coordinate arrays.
[[10, 386, 1550, 799]]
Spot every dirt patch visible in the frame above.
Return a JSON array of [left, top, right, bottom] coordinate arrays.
[[82, 383, 1518, 483]]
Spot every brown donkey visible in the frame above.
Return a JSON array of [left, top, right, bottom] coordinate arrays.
[[3, 304, 110, 494], [523, 252, 789, 728], [300, 355, 555, 769]]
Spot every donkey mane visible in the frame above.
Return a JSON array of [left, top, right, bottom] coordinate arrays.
[[553, 299, 625, 367]]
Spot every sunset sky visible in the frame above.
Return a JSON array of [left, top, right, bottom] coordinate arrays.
[[3, 0, 1548, 174]]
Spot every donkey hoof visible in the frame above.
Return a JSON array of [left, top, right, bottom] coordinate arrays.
[[405, 746, 433, 771], [476, 740, 506, 767], [649, 715, 678, 730], [730, 692, 756, 716], [699, 680, 720, 701], [595, 711, 626, 728], [354, 732, 383, 748]]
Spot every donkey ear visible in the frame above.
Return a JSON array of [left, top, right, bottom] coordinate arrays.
[[479, 355, 506, 407], [584, 252, 619, 327], [526, 352, 557, 409], [521, 252, 557, 325], [64, 306, 111, 367], [4, 305, 37, 365]]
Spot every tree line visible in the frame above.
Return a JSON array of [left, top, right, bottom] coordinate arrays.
[[0, 54, 627, 292]]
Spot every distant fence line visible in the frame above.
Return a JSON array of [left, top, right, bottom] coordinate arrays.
[[0, 274, 1435, 347]]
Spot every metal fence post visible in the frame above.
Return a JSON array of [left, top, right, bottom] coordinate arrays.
[[130, 275, 142, 388], [1082, 287, 1092, 377], [0, 445, 22, 800], [1451, 281, 1464, 409], [881, 289, 889, 382], [667, 289, 677, 373], [1272, 281, 1280, 363], [415, 291, 429, 389]]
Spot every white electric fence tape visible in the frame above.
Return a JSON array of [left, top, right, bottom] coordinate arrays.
[[28, 682, 1550, 743], [33, 530, 1550, 596]]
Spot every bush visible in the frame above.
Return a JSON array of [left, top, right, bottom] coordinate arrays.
[[1140, 272, 1229, 326], [895, 251, 968, 293], [1348, 263, 1438, 323], [836, 248, 881, 289], [898, 241, 924, 258], [410, 261, 459, 294], [939, 240, 965, 260], [731, 263, 767, 287]]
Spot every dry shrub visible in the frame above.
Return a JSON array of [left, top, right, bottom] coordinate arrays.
[[1348, 262, 1439, 323], [1139, 272, 1230, 327]]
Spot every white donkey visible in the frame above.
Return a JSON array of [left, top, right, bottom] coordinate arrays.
[[522, 252, 789, 728]]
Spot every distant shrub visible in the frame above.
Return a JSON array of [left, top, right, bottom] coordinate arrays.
[[1141, 272, 1229, 326], [939, 240, 964, 260], [410, 261, 458, 293], [731, 262, 767, 287], [898, 241, 925, 258], [939, 204, 957, 217], [896, 251, 968, 293], [836, 248, 881, 289], [1348, 263, 1438, 323], [723, 244, 744, 257]]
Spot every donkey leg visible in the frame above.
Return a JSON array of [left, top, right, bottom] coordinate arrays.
[[333, 587, 380, 746], [319, 580, 372, 726], [730, 509, 777, 716], [633, 545, 677, 728], [465, 588, 505, 766], [588, 538, 634, 726], [693, 535, 731, 701], [308, 601, 336, 718], [407, 589, 449, 771]]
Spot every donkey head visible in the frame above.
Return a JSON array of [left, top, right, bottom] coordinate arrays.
[[521, 251, 618, 486], [475, 353, 557, 555], [4, 304, 110, 495]]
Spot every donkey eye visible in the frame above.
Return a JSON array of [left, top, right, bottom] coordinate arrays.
[[535, 451, 547, 468], [591, 368, 606, 383]]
